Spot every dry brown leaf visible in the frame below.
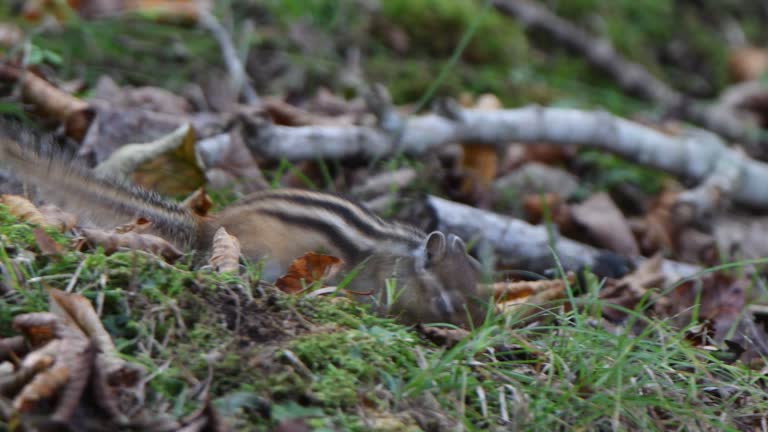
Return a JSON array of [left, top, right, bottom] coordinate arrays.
[[570, 192, 640, 256], [600, 254, 665, 322], [503, 143, 576, 170], [0, 352, 52, 396], [492, 278, 569, 304], [209, 227, 241, 273], [522, 193, 573, 231], [132, 126, 205, 196], [182, 188, 214, 217], [38, 204, 78, 232], [417, 325, 470, 348], [0, 64, 94, 141], [458, 94, 501, 201], [275, 252, 344, 294], [48, 289, 115, 355], [80, 228, 183, 262], [0, 194, 47, 226], [32, 227, 63, 256], [631, 188, 678, 255], [13, 366, 70, 412]]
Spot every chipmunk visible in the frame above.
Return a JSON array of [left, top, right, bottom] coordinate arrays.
[[0, 126, 489, 328]]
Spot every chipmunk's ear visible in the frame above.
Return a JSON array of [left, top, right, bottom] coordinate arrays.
[[424, 231, 447, 265]]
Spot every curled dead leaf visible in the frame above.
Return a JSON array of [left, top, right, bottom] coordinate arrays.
[[0, 195, 47, 226], [13, 366, 70, 412], [0, 64, 94, 140], [209, 227, 241, 273], [275, 252, 344, 294]]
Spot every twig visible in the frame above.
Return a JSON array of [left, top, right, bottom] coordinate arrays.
[[197, 10, 259, 105]]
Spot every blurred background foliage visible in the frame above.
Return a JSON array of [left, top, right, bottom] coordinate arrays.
[[3, 0, 766, 113]]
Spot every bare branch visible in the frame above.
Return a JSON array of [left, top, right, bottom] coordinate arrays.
[[242, 104, 768, 209]]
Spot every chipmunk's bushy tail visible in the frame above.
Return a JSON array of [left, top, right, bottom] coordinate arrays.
[[0, 122, 204, 248]]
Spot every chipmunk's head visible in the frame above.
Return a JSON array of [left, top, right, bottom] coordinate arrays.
[[403, 231, 489, 328]]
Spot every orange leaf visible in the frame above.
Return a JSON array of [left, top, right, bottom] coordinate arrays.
[[275, 252, 344, 294]]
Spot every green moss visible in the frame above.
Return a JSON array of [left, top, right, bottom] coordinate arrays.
[[286, 325, 417, 407], [380, 0, 526, 64]]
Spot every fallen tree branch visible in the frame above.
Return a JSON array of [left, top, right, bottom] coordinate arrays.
[[243, 103, 768, 209], [426, 195, 700, 281], [491, 0, 764, 149]]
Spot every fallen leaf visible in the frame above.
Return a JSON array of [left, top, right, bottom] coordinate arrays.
[[570, 192, 640, 256], [32, 227, 63, 256], [80, 228, 183, 262], [209, 227, 241, 273], [94, 123, 205, 196], [275, 252, 344, 294], [522, 193, 573, 230], [492, 278, 569, 304], [458, 94, 501, 202], [417, 325, 470, 348], [0, 63, 94, 141], [13, 366, 70, 412], [0, 194, 47, 226]]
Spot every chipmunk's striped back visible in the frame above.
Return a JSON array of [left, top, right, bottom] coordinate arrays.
[[214, 189, 426, 279]]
